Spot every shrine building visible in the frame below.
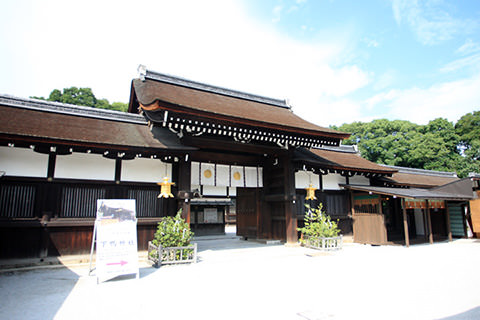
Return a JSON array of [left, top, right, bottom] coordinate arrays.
[[0, 67, 476, 258]]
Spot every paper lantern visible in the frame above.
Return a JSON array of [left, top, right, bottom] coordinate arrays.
[[157, 176, 175, 198], [305, 183, 317, 200]]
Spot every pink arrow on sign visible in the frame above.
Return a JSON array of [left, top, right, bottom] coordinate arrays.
[[107, 260, 128, 266]]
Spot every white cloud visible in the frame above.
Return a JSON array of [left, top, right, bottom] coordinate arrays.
[[440, 54, 480, 73], [365, 74, 480, 124], [373, 70, 396, 91], [272, 5, 284, 23], [391, 0, 477, 45], [0, 0, 372, 129], [440, 39, 480, 74], [456, 39, 480, 56]]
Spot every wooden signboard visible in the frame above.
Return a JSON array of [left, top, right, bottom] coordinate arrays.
[[92, 199, 139, 283], [471, 191, 480, 236]]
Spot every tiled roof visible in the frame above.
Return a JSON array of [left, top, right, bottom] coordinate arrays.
[[0, 94, 145, 124], [130, 69, 349, 140], [295, 146, 397, 175], [379, 165, 459, 188], [343, 184, 473, 201], [0, 95, 193, 152]]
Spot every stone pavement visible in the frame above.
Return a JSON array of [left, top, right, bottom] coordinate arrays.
[[1, 233, 480, 320]]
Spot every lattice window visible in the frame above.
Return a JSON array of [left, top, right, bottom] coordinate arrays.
[[324, 193, 349, 216], [127, 187, 162, 217], [0, 184, 36, 218], [60, 186, 106, 218]]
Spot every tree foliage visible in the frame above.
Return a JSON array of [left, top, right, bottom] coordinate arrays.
[[152, 210, 194, 248], [455, 111, 480, 177], [333, 113, 480, 178], [297, 204, 340, 241], [31, 87, 128, 112]]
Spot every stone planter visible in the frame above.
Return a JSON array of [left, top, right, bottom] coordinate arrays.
[[148, 241, 197, 267], [303, 235, 343, 251]]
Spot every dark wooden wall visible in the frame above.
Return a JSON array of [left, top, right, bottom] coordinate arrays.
[[262, 153, 297, 242], [0, 177, 175, 258]]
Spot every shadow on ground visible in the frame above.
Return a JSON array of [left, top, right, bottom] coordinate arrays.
[[436, 306, 480, 320]]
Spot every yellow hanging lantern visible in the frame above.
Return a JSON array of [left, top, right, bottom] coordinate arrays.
[[305, 183, 317, 200], [157, 176, 175, 198]]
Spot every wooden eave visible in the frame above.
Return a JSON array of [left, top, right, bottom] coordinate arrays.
[[294, 148, 397, 177], [129, 76, 350, 148], [0, 102, 196, 159], [141, 100, 347, 140]]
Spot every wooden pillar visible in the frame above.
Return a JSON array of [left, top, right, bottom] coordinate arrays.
[[256, 188, 262, 238], [114, 158, 122, 183], [402, 198, 410, 247], [426, 200, 433, 244], [445, 201, 453, 242], [283, 153, 297, 244], [350, 191, 356, 242], [47, 152, 56, 180], [176, 158, 191, 224]]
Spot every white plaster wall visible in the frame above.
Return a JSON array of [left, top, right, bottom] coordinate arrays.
[[55, 153, 115, 181], [0, 147, 48, 177], [295, 171, 320, 189], [349, 175, 370, 186], [322, 173, 345, 190], [191, 162, 262, 188], [202, 185, 228, 196], [122, 157, 170, 183], [414, 209, 425, 235]]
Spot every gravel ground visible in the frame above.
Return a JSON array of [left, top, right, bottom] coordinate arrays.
[[1, 235, 480, 320]]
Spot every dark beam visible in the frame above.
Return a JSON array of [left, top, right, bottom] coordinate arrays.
[[426, 200, 433, 244], [175, 158, 192, 224], [182, 135, 288, 156], [283, 152, 297, 245], [445, 202, 453, 242], [402, 198, 410, 247]]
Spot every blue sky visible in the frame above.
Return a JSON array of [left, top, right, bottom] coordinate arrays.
[[1, 0, 479, 127]]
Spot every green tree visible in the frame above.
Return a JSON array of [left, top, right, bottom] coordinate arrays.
[[455, 111, 480, 177], [110, 102, 128, 112], [334, 117, 465, 176], [334, 119, 422, 167], [31, 87, 128, 112], [49, 87, 97, 107]]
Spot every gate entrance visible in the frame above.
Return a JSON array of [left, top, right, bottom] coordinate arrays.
[[236, 188, 260, 239]]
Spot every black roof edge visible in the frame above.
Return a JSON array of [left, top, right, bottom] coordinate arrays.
[[137, 65, 290, 109], [0, 94, 146, 125]]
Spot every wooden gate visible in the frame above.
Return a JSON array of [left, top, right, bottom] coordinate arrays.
[[236, 188, 259, 239], [353, 213, 388, 244], [352, 194, 388, 244]]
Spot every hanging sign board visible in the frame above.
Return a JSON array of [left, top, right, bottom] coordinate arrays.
[[95, 199, 139, 283], [204, 208, 218, 223]]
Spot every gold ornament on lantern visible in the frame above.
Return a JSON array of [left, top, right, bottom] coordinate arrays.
[[157, 176, 175, 198], [305, 183, 317, 200]]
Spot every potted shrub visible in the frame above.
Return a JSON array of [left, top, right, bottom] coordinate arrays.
[[297, 204, 343, 250], [148, 209, 197, 267]]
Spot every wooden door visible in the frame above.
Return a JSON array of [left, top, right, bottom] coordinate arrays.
[[353, 213, 388, 244], [236, 188, 258, 239]]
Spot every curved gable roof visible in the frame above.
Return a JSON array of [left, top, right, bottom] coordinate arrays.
[[130, 70, 349, 140], [295, 147, 397, 175]]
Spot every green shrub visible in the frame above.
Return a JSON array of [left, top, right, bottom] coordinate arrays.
[[152, 209, 194, 248], [297, 204, 340, 243]]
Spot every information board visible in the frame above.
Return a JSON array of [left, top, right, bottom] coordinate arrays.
[[204, 208, 218, 223], [94, 199, 139, 283]]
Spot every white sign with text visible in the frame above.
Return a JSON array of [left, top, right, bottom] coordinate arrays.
[[95, 199, 139, 283]]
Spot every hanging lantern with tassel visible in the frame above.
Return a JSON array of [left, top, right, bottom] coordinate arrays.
[[157, 176, 175, 198], [305, 183, 317, 200]]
